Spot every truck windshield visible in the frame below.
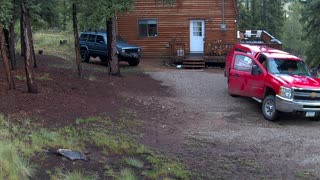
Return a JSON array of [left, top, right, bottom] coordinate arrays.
[[268, 58, 311, 76]]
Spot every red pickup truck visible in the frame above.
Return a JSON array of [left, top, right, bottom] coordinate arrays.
[[225, 44, 320, 121]]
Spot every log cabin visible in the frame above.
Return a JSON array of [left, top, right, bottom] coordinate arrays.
[[116, 0, 238, 68]]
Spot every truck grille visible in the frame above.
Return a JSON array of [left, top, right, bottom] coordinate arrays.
[[124, 49, 139, 54], [293, 89, 320, 101]]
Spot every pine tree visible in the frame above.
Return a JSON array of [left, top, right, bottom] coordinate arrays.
[[281, 2, 306, 57], [238, 0, 285, 38], [301, 0, 320, 64]]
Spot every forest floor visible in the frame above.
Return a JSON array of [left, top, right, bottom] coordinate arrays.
[[1, 55, 319, 179], [0, 55, 193, 179]]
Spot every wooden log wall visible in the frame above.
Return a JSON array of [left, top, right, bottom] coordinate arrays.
[[117, 0, 238, 58]]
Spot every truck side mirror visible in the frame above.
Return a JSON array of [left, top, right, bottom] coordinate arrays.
[[252, 64, 262, 75]]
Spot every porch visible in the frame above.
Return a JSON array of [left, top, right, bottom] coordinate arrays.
[[169, 40, 233, 69]]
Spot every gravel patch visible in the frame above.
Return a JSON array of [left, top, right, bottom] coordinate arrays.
[[148, 69, 320, 179]]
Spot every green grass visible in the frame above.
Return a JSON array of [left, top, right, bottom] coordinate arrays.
[[16, 73, 52, 81], [85, 75, 97, 81], [33, 32, 75, 61], [15, 31, 76, 61], [295, 170, 315, 179], [76, 116, 102, 125], [121, 66, 144, 74], [0, 143, 35, 180], [30, 31, 145, 75], [0, 115, 35, 180], [15, 75, 26, 81], [125, 157, 144, 169], [49, 169, 96, 180], [0, 113, 191, 179], [37, 73, 52, 81], [119, 168, 137, 180]]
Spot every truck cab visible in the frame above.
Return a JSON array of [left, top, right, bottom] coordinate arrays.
[[226, 44, 320, 121]]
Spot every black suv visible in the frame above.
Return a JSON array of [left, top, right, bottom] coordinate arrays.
[[79, 32, 141, 66]]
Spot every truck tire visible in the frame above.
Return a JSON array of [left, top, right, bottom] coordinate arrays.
[[99, 56, 107, 62], [80, 49, 90, 63], [128, 58, 140, 66], [262, 95, 279, 121]]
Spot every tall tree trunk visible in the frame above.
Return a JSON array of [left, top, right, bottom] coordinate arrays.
[[9, 18, 16, 70], [106, 19, 112, 74], [0, 25, 15, 90], [31, 39, 36, 68], [63, 0, 67, 30], [111, 17, 120, 75], [72, 3, 82, 77], [20, 7, 25, 57], [22, 0, 38, 94], [23, 0, 36, 68]]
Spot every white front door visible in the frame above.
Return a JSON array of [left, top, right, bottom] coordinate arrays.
[[190, 20, 205, 53]]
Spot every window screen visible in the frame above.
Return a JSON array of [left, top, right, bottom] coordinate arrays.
[[139, 19, 158, 37], [193, 21, 202, 36]]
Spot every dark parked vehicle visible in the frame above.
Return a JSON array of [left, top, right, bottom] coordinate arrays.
[[79, 31, 141, 66]]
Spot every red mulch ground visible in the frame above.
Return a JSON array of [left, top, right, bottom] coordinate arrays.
[[0, 55, 181, 179], [0, 55, 169, 127]]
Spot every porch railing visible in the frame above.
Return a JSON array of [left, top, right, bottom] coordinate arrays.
[[169, 40, 185, 63], [204, 40, 234, 62]]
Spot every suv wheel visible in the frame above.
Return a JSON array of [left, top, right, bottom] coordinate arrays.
[[99, 56, 107, 62], [80, 49, 90, 63], [128, 58, 140, 66], [262, 95, 279, 121]]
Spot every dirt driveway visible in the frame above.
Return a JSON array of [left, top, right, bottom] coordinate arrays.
[[2, 55, 320, 179], [146, 69, 320, 179]]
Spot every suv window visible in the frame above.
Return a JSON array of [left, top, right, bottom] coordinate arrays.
[[80, 33, 88, 41], [96, 35, 105, 43], [234, 54, 253, 72], [88, 34, 96, 42]]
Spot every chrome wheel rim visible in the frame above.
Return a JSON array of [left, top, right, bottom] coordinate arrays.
[[264, 99, 275, 117]]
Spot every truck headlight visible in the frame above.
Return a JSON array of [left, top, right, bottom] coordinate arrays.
[[279, 86, 292, 99], [121, 49, 126, 53], [138, 48, 141, 52]]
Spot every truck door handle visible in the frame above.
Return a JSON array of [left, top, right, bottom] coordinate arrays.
[[233, 74, 240, 77]]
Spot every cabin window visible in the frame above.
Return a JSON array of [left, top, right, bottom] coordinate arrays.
[[139, 19, 158, 37]]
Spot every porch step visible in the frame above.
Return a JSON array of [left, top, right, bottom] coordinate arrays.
[[182, 59, 205, 69]]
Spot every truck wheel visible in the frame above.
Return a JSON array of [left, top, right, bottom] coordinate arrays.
[[80, 49, 90, 63], [262, 95, 279, 121], [128, 58, 140, 66], [99, 56, 107, 62]]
